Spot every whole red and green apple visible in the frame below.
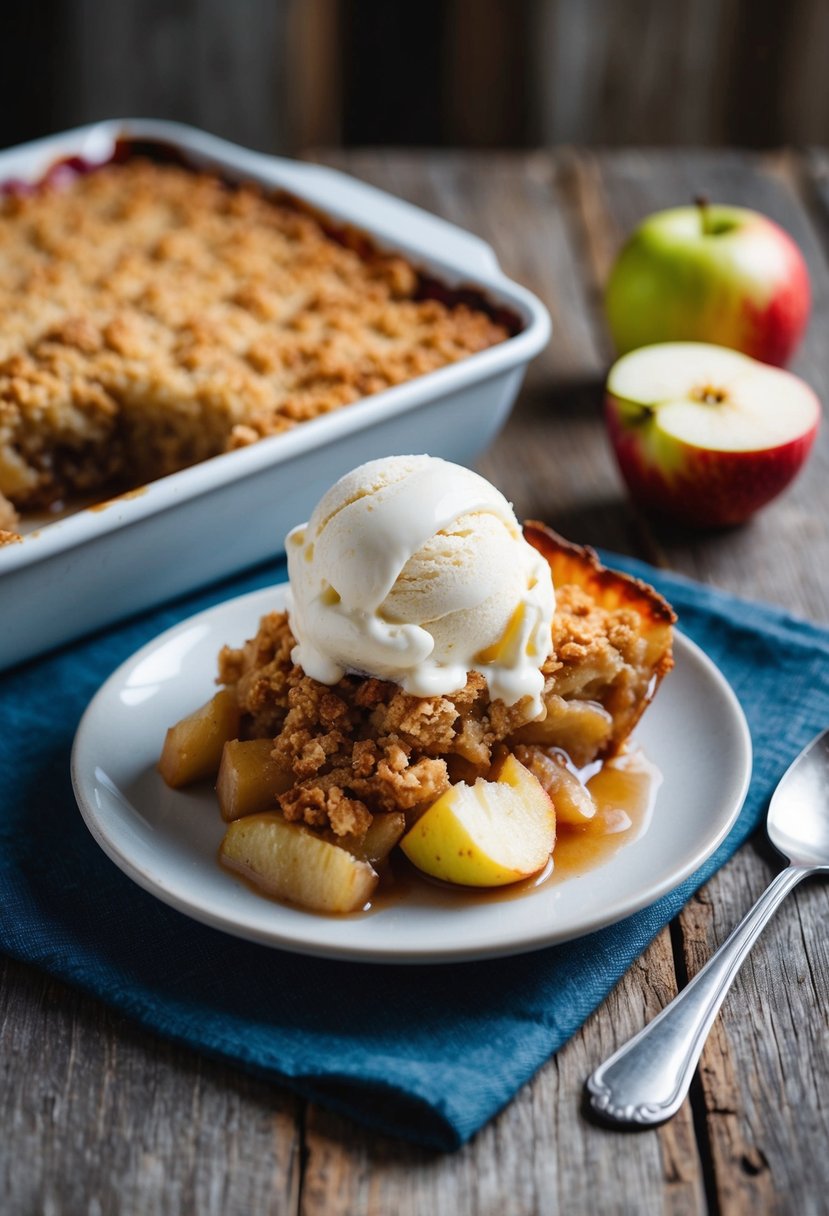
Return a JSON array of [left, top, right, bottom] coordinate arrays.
[[606, 203, 810, 367], [605, 342, 820, 528]]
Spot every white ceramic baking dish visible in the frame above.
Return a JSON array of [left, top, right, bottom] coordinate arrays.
[[0, 119, 550, 671]]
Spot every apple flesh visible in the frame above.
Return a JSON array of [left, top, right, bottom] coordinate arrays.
[[216, 738, 294, 821], [400, 754, 556, 887], [159, 689, 240, 789], [605, 342, 820, 527], [606, 204, 810, 367], [220, 813, 378, 913]]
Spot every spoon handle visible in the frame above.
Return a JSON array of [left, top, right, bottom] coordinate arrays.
[[586, 864, 811, 1126]]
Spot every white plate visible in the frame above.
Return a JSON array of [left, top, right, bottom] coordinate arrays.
[[72, 584, 752, 964]]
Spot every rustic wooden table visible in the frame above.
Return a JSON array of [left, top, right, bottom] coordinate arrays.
[[3, 149, 828, 1215]]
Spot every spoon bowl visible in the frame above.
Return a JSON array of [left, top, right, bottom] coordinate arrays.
[[768, 730, 829, 868]]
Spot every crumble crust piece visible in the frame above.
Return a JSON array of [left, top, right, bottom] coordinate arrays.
[[0, 160, 508, 511], [217, 529, 675, 838]]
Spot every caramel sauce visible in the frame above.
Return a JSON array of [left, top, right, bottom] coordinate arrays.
[[551, 750, 660, 883]]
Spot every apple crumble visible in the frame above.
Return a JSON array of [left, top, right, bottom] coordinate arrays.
[[159, 455, 675, 913], [0, 159, 508, 520], [213, 525, 675, 839]]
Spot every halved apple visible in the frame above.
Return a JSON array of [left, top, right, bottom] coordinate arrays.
[[606, 342, 820, 527], [400, 754, 555, 887], [220, 813, 378, 913]]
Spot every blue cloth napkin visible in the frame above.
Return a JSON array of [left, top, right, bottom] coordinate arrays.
[[1, 554, 827, 1150]]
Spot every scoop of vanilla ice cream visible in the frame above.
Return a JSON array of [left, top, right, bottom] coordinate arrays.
[[285, 455, 554, 714]]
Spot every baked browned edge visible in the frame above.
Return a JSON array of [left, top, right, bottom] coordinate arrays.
[[524, 520, 676, 747]]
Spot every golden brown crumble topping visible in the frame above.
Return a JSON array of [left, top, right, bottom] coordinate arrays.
[[219, 612, 536, 836], [217, 530, 675, 838], [0, 159, 507, 510]]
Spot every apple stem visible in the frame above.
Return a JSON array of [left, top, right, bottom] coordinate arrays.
[[695, 194, 713, 235]]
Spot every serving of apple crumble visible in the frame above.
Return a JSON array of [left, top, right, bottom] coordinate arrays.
[[0, 158, 508, 522], [215, 524, 674, 837], [159, 518, 675, 914]]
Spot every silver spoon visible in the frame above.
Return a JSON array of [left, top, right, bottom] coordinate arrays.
[[586, 727, 829, 1127]]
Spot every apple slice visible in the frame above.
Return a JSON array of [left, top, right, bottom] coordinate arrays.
[[400, 754, 555, 887], [216, 737, 294, 821], [220, 813, 378, 913], [159, 689, 240, 788], [606, 342, 820, 527]]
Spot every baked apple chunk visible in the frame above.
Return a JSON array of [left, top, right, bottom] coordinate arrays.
[[400, 754, 555, 887]]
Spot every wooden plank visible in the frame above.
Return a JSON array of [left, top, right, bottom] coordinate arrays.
[[285, 0, 343, 149], [61, 0, 296, 154], [787, 8, 829, 143], [337, 2, 445, 146], [444, 0, 532, 146], [541, 0, 829, 149], [0, 956, 302, 1216], [528, 0, 742, 146]]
